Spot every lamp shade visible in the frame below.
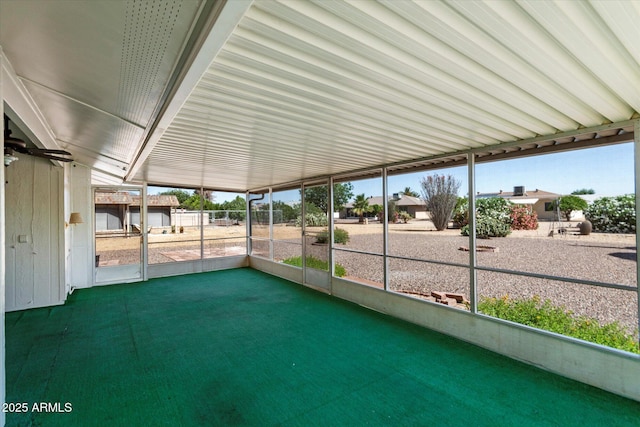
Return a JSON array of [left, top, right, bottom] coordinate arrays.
[[69, 212, 84, 224]]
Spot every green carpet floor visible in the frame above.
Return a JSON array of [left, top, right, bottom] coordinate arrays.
[[5, 267, 640, 426]]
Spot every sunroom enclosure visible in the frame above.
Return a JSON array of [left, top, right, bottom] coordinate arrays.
[[88, 121, 640, 401], [247, 137, 639, 350]]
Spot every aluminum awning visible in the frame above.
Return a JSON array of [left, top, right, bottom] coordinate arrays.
[[2, 0, 639, 190]]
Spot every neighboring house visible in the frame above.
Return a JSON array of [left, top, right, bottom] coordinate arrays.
[[342, 193, 428, 219], [136, 195, 181, 228], [95, 192, 180, 232], [476, 186, 562, 220]]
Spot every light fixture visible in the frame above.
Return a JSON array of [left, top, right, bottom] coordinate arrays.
[[69, 212, 84, 225], [4, 152, 18, 167]]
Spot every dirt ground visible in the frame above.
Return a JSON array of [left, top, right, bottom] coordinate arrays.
[[96, 219, 637, 252]]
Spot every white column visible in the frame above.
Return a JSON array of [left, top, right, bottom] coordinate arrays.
[[468, 153, 477, 313], [634, 120, 640, 347], [382, 168, 389, 291]]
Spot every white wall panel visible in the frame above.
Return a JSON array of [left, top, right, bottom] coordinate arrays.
[[69, 164, 93, 289], [4, 153, 64, 311]]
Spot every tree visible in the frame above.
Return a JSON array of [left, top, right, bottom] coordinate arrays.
[[402, 187, 420, 197], [554, 195, 588, 221], [370, 204, 383, 220], [572, 188, 595, 195], [420, 174, 461, 231], [196, 189, 216, 202], [352, 193, 371, 223], [272, 200, 298, 223], [219, 195, 247, 221], [159, 189, 191, 208], [182, 192, 215, 210], [302, 183, 354, 213]]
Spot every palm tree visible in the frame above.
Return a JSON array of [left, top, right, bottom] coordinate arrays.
[[352, 194, 371, 223], [402, 187, 420, 197]]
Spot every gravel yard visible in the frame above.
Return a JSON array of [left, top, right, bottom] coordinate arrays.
[[332, 229, 639, 337], [95, 221, 639, 337]]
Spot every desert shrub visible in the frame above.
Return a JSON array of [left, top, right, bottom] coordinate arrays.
[[315, 228, 350, 245], [281, 256, 346, 277], [387, 199, 397, 222], [462, 216, 511, 238], [460, 197, 512, 238], [295, 212, 328, 227], [479, 295, 639, 354], [510, 205, 539, 230], [585, 194, 635, 233], [452, 197, 468, 227], [420, 174, 461, 231], [398, 211, 412, 223]]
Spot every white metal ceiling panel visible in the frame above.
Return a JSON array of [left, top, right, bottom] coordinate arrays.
[[132, 0, 640, 190], [1, 0, 204, 179], [2, 1, 639, 190]]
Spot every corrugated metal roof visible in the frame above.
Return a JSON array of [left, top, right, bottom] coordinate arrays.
[[2, 1, 639, 191], [94, 192, 179, 207], [94, 191, 134, 205], [130, 0, 640, 190]]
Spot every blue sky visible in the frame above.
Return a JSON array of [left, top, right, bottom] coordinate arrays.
[[151, 142, 635, 204], [366, 142, 635, 200]]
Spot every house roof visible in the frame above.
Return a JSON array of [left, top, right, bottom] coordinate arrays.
[[345, 194, 426, 209], [95, 192, 179, 207], [132, 195, 181, 208], [95, 192, 134, 205], [477, 188, 560, 204]]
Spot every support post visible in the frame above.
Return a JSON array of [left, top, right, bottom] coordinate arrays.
[[142, 183, 148, 280], [635, 119, 640, 347], [200, 187, 204, 260], [329, 178, 335, 285], [468, 153, 478, 313], [382, 168, 389, 291], [269, 188, 273, 260], [245, 191, 251, 256]]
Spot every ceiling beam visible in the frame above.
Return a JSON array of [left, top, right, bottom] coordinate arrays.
[[1, 52, 59, 152]]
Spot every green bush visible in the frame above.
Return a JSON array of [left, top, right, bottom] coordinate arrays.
[[315, 228, 350, 245], [462, 216, 511, 238], [398, 211, 412, 223], [452, 197, 468, 227], [295, 212, 328, 227], [584, 194, 635, 234], [479, 295, 639, 353], [460, 197, 512, 238], [281, 256, 346, 277], [552, 195, 588, 221]]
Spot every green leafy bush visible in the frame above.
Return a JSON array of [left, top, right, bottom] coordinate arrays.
[[315, 228, 350, 245], [551, 195, 588, 221], [281, 256, 346, 277], [398, 211, 412, 223], [460, 197, 512, 238], [584, 194, 636, 234], [479, 295, 639, 353], [462, 216, 511, 238], [452, 197, 468, 227], [295, 212, 328, 227]]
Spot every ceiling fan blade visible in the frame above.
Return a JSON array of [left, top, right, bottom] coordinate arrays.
[[25, 147, 72, 156], [5, 137, 27, 149], [26, 150, 73, 162]]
